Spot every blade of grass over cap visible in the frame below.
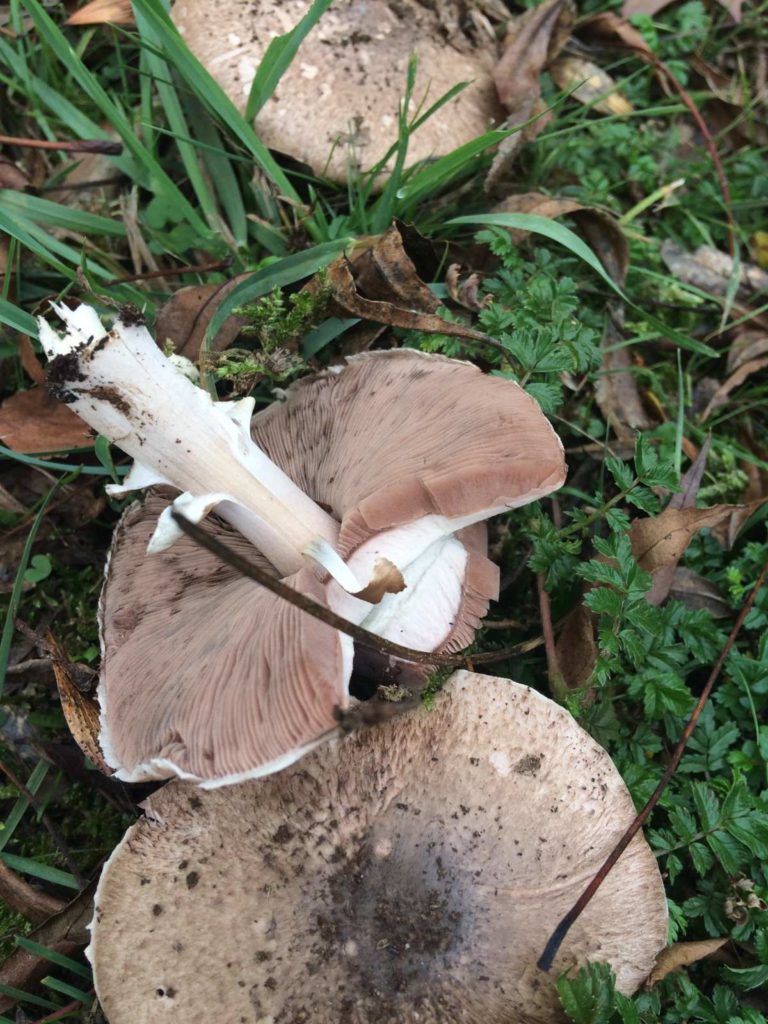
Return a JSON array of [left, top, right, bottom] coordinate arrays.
[[246, 0, 334, 120], [130, 0, 304, 212], [448, 213, 718, 357], [394, 128, 515, 212]]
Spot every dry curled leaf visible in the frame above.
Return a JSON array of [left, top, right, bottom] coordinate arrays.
[[326, 258, 491, 344], [349, 223, 439, 313], [66, 0, 134, 24], [647, 938, 728, 987], [0, 154, 30, 190], [579, 11, 654, 59], [48, 632, 110, 776], [0, 387, 93, 453], [550, 56, 633, 115], [486, 0, 574, 194]]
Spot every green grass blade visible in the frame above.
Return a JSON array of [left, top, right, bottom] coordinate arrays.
[[449, 213, 625, 298], [0, 762, 49, 853], [17, 940, 92, 980], [0, 984, 58, 1010], [132, 9, 222, 234], [302, 317, 359, 358], [203, 239, 354, 350], [130, 0, 302, 206], [245, 0, 333, 120], [0, 299, 37, 335], [449, 213, 717, 357], [0, 443, 124, 475], [0, 191, 126, 238], [0, 473, 74, 699], [395, 129, 514, 211], [42, 978, 91, 1001], [21, 0, 208, 233], [0, 854, 80, 890]]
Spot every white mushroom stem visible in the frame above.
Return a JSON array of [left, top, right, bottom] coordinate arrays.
[[38, 303, 360, 589]]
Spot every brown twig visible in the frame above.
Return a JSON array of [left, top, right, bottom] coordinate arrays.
[[105, 257, 234, 286], [171, 511, 542, 668], [0, 859, 65, 924], [537, 573, 566, 701], [537, 557, 768, 972], [31, 997, 91, 1024], [0, 133, 122, 155], [0, 756, 86, 888]]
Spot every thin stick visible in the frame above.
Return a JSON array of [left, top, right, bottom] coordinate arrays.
[[105, 258, 233, 286], [537, 573, 565, 701], [171, 511, 541, 668], [537, 558, 768, 972], [0, 133, 122, 155]]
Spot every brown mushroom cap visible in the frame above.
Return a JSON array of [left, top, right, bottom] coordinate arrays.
[[171, 0, 504, 182], [99, 492, 351, 785], [100, 350, 562, 784], [253, 349, 566, 558], [90, 672, 667, 1023]]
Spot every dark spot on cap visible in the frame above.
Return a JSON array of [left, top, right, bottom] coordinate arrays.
[[186, 871, 200, 889]]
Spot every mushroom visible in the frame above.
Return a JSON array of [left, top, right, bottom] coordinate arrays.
[[39, 305, 565, 784], [88, 671, 668, 1023], [171, 0, 505, 181]]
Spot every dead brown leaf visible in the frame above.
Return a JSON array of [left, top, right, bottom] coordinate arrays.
[[0, 154, 30, 190], [0, 387, 93, 453], [66, 0, 134, 24], [0, 881, 95, 1013], [486, 0, 575, 194], [0, 860, 65, 925], [48, 633, 110, 776], [647, 939, 728, 987], [350, 224, 440, 313], [709, 499, 768, 549], [623, 0, 741, 23], [662, 240, 768, 297], [631, 503, 761, 603], [549, 56, 633, 115], [154, 276, 249, 362], [326, 258, 492, 345], [554, 601, 598, 692], [579, 11, 654, 59], [700, 356, 768, 422], [727, 329, 768, 374], [668, 567, 731, 617]]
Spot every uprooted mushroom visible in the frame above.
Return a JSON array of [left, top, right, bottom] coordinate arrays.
[[38, 303, 565, 786], [88, 671, 668, 1024]]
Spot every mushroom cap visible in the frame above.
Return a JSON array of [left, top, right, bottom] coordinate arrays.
[[100, 350, 562, 784], [99, 492, 351, 786], [171, 0, 504, 182], [90, 672, 667, 1024], [253, 349, 566, 558]]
